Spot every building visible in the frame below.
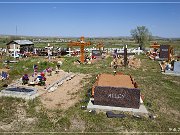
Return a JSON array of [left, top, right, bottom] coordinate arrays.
[[6, 40, 34, 56]]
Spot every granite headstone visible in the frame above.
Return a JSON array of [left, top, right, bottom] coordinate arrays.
[[92, 50, 101, 57], [94, 86, 140, 109], [159, 45, 170, 59]]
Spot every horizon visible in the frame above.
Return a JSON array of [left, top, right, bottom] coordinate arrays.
[[1, 33, 180, 39], [0, 0, 180, 38]]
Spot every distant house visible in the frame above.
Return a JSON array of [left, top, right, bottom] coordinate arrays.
[[6, 40, 34, 55]]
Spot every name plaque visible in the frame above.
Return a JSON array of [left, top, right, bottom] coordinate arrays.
[[94, 86, 140, 109]]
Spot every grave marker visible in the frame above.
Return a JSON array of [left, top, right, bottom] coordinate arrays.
[[94, 86, 140, 109], [92, 50, 101, 57], [159, 45, 170, 60], [174, 61, 180, 73]]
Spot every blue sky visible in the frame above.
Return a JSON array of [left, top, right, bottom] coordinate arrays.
[[0, 0, 180, 38]]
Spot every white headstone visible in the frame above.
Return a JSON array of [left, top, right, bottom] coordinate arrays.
[[13, 44, 16, 58], [174, 61, 180, 73], [138, 47, 140, 55]]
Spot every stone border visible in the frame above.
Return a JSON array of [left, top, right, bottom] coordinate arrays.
[[87, 98, 148, 114], [47, 73, 76, 92]]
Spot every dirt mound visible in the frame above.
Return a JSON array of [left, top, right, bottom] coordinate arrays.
[[6, 69, 90, 110], [110, 56, 141, 69], [40, 73, 88, 110], [128, 57, 141, 69]]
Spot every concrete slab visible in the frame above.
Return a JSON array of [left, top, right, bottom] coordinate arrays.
[[162, 72, 180, 76], [87, 98, 149, 114], [159, 62, 180, 76], [0, 86, 38, 100], [0, 92, 39, 100]]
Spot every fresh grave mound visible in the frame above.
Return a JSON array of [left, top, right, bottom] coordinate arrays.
[[40, 73, 88, 110], [111, 56, 141, 69], [9, 69, 71, 93]]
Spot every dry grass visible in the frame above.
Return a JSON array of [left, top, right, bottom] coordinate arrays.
[[0, 54, 179, 133]]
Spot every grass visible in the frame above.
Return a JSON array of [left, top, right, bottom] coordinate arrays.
[[0, 97, 25, 123], [0, 53, 179, 133], [51, 54, 179, 132]]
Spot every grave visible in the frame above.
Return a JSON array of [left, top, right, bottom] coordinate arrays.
[[163, 61, 180, 76], [159, 45, 172, 61], [0, 86, 38, 100], [94, 86, 140, 109], [87, 98, 148, 114], [91, 74, 141, 109], [92, 50, 102, 59]]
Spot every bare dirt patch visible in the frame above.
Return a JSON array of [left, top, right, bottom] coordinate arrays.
[[7, 68, 90, 110], [40, 73, 89, 110]]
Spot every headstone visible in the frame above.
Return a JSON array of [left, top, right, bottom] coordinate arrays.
[[94, 86, 140, 109], [174, 61, 180, 73], [159, 45, 170, 59], [92, 50, 101, 58], [137, 47, 141, 55]]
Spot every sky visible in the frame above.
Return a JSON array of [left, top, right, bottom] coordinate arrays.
[[0, 0, 180, 38]]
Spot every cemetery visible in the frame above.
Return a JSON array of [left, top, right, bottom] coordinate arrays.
[[88, 73, 148, 115], [1, 0, 180, 132], [147, 42, 180, 76], [0, 36, 179, 133], [160, 60, 180, 76]]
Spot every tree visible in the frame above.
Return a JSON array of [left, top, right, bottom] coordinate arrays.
[[131, 26, 152, 49]]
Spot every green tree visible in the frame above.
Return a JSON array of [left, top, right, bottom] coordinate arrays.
[[131, 26, 152, 49]]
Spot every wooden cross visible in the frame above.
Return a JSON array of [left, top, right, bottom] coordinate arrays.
[[68, 36, 91, 63]]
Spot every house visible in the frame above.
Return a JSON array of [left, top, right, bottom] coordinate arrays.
[[6, 40, 34, 56]]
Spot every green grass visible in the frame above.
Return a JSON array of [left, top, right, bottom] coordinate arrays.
[[60, 54, 179, 132], [0, 53, 179, 133], [0, 97, 26, 123]]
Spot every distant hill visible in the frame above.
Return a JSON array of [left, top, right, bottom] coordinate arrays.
[[0, 34, 180, 40]]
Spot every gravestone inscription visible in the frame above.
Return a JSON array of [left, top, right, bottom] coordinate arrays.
[[94, 86, 140, 109], [159, 45, 170, 59], [92, 50, 101, 57]]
